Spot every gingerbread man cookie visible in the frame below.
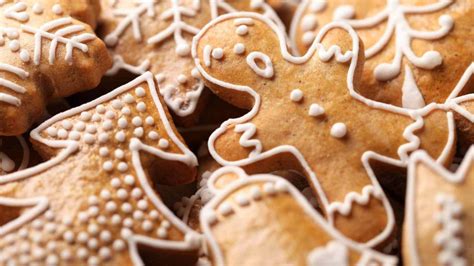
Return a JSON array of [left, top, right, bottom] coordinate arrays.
[[200, 166, 397, 265], [192, 12, 473, 246], [0, 73, 202, 265], [404, 146, 474, 266], [99, 0, 284, 126], [0, 0, 112, 136], [291, 0, 474, 109]]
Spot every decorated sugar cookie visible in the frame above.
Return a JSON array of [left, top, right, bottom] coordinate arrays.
[[99, 0, 284, 126], [192, 12, 473, 246], [200, 166, 398, 265], [0, 73, 202, 265], [291, 0, 474, 109], [404, 146, 474, 266], [0, 0, 112, 135]]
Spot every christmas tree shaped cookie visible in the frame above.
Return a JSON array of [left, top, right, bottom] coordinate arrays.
[[0, 73, 201, 265], [192, 12, 473, 247]]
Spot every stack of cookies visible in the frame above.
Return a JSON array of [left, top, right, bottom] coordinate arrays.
[[0, 0, 472, 265]]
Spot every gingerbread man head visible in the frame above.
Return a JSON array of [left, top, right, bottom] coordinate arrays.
[[192, 12, 461, 247]]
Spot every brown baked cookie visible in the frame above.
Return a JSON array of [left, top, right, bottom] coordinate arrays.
[[268, 0, 300, 30], [404, 146, 474, 266], [291, 0, 474, 109], [0, 73, 202, 265], [99, 0, 284, 126], [192, 12, 471, 247], [200, 166, 398, 265], [0, 0, 112, 136]]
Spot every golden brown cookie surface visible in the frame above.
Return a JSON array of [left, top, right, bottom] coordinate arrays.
[[291, 0, 474, 108], [99, 0, 284, 126], [0, 73, 201, 265], [191, 12, 470, 247], [200, 166, 397, 265], [404, 147, 474, 266], [0, 0, 112, 136]]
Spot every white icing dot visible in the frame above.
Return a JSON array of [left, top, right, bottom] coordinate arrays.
[[52, 4, 63, 15], [47, 127, 57, 137], [9, 40, 20, 52], [235, 194, 250, 206], [134, 127, 144, 138], [123, 218, 133, 228], [117, 189, 128, 200], [100, 231, 112, 243], [84, 133, 95, 144], [177, 74, 187, 84], [63, 231, 74, 243], [105, 111, 116, 119], [113, 240, 126, 251], [263, 183, 276, 195], [100, 189, 111, 200], [132, 188, 143, 199], [69, 131, 81, 140], [333, 5, 355, 20], [330, 123, 347, 138], [77, 247, 88, 260], [135, 87, 146, 97], [218, 202, 234, 216], [121, 203, 132, 213], [88, 206, 99, 217], [124, 175, 135, 185], [75, 122, 86, 131], [159, 139, 169, 149], [103, 161, 113, 172], [80, 112, 92, 121], [233, 43, 245, 55], [136, 102, 146, 112], [236, 25, 248, 35], [86, 125, 97, 134], [132, 116, 142, 126], [150, 210, 159, 220], [275, 180, 288, 192], [77, 232, 89, 243], [123, 94, 135, 104], [99, 247, 111, 260], [157, 227, 168, 238], [111, 214, 121, 225], [211, 48, 224, 59], [111, 178, 121, 188], [309, 104, 325, 117], [32, 3, 44, 14], [78, 212, 89, 223], [105, 201, 117, 213], [97, 215, 107, 225], [191, 68, 200, 78], [20, 49, 30, 62], [96, 105, 106, 114], [103, 120, 113, 131], [114, 149, 124, 159], [98, 133, 109, 143], [99, 147, 109, 157], [88, 224, 99, 236], [302, 31, 316, 46], [58, 129, 68, 139], [117, 162, 128, 172], [112, 100, 123, 110], [118, 118, 128, 128], [137, 200, 148, 210], [115, 131, 126, 142], [88, 196, 99, 206], [62, 120, 73, 130], [121, 107, 131, 115], [148, 131, 159, 140], [176, 42, 190, 56], [301, 14, 318, 31], [145, 116, 154, 125], [290, 89, 304, 102], [133, 210, 145, 220], [142, 220, 153, 231]]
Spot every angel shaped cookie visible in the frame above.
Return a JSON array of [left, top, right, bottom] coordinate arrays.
[[99, 0, 284, 126], [192, 12, 473, 247], [404, 146, 474, 266], [0, 73, 201, 265], [0, 0, 112, 135], [291, 0, 474, 109], [200, 166, 397, 265]]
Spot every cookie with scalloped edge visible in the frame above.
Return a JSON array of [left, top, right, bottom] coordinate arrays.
[[404, 146, 474, 266], [192, 12, 474, 247], [99, 0, 284, 126], [0, 0, 112, 136], [0, 72, 203, 265], [291, 0, 474, 109], [200, 166, 398, 265]]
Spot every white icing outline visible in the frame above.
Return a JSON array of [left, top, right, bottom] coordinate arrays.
[[405, 146, 474, 266], [192, 12, 471, 247], [200, 166, 398, 266], [103, 0, 285, 118], [0, 72, 200, 265], [0, 63, 29, 107]]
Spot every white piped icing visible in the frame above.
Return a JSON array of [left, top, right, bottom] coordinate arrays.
[[330, 123, 347, 139], [246, 51, 274, 78], [308, 103, 324, 117], [233, 43, 245, 55], [290, 89, 304, 102]]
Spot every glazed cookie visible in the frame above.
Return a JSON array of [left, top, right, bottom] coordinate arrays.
[[0, 73, 202, 265], [192, 12, 473, 246], [291, 0, 474, 108], [99, 0, 284, 126], [200, 166, 397, 265], [0, 0, 112, 136], [404, 146, 474, 266]]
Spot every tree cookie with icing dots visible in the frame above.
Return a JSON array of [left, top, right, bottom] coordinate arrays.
[[200, 166, 398, 265], [99, 0, 284, 126], [0, 0, 112, 136], [404, 146, 474, 266], [192, 12, 474, 247], [0, 72, 202, 265], [291, 0, 474, 110]]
